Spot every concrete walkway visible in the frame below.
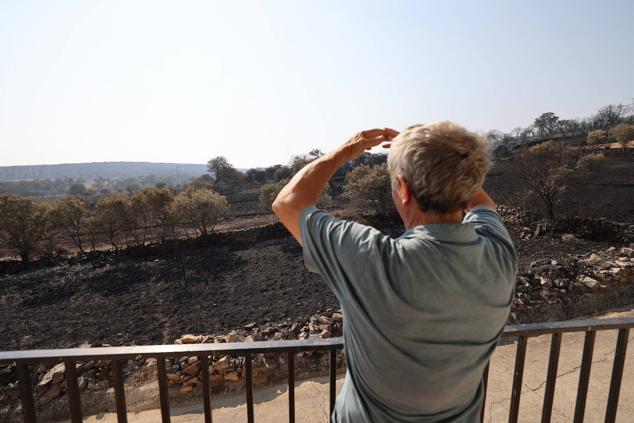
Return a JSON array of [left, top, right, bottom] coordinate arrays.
[[80, 309, 634, 423]]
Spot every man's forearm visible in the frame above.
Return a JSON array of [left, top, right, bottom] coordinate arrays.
[[272, 146, 350, 243], [272, 128, 396, 244], [466, 187, 496, 210]]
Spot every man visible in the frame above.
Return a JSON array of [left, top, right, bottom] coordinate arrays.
[[273, 122, 517, 422]]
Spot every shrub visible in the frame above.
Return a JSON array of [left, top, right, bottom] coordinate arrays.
[[0, 195, 46, 263], [344, 163, 393, 215], [586, 129, 606, 145], [173, 188, 229, 237], [609, 123, 634, 148]]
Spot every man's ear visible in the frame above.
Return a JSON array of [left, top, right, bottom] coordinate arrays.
[[396, 175, 412, 206]]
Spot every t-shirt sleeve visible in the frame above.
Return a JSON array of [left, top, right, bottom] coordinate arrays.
[[463, 205, 516, 257], [299, 205, 390, 302]]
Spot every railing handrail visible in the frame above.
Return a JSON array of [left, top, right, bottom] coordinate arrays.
[[502, 316, 634, 338], [0, 337, 343, 365]]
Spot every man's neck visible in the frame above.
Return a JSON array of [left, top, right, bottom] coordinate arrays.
[[402, 209, 463, 230]]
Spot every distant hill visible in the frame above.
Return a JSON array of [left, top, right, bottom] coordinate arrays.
[[0, 162, 208, 182]]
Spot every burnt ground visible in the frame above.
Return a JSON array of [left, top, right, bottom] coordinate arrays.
[[1, 218, 632, 351], [0, 238, 337, 350], [485, 153, 634, 223]]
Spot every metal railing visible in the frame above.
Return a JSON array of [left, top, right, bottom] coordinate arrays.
[[1, 317, 633, 423]]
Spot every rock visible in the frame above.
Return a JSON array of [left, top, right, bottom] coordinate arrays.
[[187, 356, 199, 365], [320, 328, 332, 338], [178, 334, 201, 344], [167, 373, 181, 383], [530, 258, 551, 268], [538, 276, 553, 288], [183, 376, 199, 386], [212, 356, 231, 372], [561, 233, 575, 242], [39, 363, 66, 387], [261, 326, 277, 336], [201, 335, 214, 343], [244, 322, 257, 330], [581, 276, 600, 289], [619, 247, 634, 258], [78, 376, 88, 391], [331, 312, 343, 322], [40, 383, 62, 404], [318, 316, 331, 325], [226, 330, 238, 343], [183, 362, 201, 376], [244, 335, 254, 342], [224, 371, 240, 381], [179, 385, 193, 393]]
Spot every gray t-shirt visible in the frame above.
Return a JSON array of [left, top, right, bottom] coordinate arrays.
[[300, 205, 517, 423]]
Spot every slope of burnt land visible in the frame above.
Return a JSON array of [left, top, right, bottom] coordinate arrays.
[[2, 212, 633, 352], [0, 238, 338, 350]]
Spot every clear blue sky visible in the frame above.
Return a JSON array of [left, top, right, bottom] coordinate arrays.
[[1, 0, 633, 168]]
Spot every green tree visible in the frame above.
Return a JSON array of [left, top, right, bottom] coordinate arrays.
[[68, 182, 87, 196], [344, 163, 393, 215], [41, 202, 63, 256], [55, 196, 89, 253], [207, 156, 244, 193], [94, 193, 130, 251], [0, 195, 46, 264], [144, 186, 176, 243], [173, 188, 229, 237]]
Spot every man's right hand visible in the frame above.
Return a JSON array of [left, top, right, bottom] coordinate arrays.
[[340, 128, 399, 162]]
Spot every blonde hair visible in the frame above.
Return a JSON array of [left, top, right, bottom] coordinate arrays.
[[387, 121, 491, 214]]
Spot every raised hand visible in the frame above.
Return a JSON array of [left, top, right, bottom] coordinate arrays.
[[342, 128, 399, 161]]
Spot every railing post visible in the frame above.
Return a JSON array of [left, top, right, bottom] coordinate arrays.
[[329, 348, 337, 422], [481, 362, 490, 423], [16, 363, 37, 423], [573, 330, 596, 423], [604, 328, 629, 423], [156, 358, 171, 423], [288, 351, 295, 423], [112, 360, 128, 423], [200, 355, 212, 423], [508, 336, 527, 423], [245, 352, 254, 423], [64, 361, 82, 423], [541, 332, 562, 423]]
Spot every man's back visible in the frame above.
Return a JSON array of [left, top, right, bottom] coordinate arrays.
[[300, 205, 517, 422]]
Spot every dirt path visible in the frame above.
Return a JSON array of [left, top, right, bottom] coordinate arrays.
[[74, 308, 634, 423]]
